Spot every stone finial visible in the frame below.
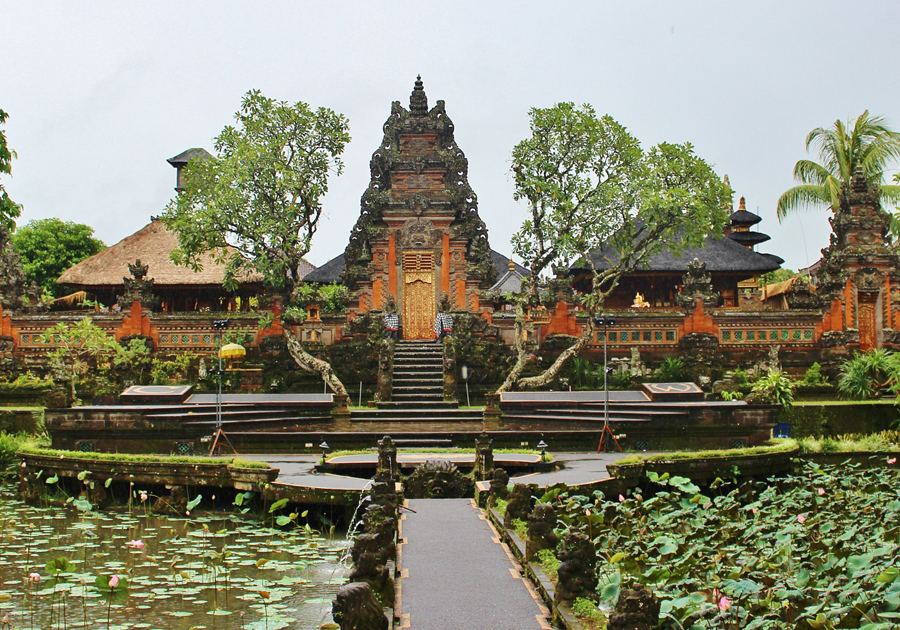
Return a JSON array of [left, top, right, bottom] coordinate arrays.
[[738, 196, 746, 211], [508, 259, 516, 271], [852, 165, 867, 192], [410, 75, 428, 115]]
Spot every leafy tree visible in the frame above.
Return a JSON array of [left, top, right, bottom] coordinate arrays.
[[776, 111, 900, 220], [163, 90, 351, 396], [499, 103, 730, 392], [0, 109, 20, 231], [761, 268, 797, 285], [12, 218, 105, 292], [43, 317, 120, 404]]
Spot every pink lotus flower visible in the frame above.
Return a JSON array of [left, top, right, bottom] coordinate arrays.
[[139, 491, 148, 501], [28, 573, 40, 583], [618, 494, 625, 502], [817, 488, 825, 496], [20, 461, 26, 468], [108, 575, 119, 589], [797, 514, 806, 524], [718, 595, 731, 611], [889, 457, 897, 465], [185, 510, 190, 516], [126, 539, 144, 549], [751, 508, 758, 515]]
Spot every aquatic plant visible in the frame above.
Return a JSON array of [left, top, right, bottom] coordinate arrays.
[[540, 461, 900, 628]]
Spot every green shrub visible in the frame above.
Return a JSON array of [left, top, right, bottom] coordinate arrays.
[[512, 518, 528, 540], [536, 548, 560, 581], [730, 368, 750, 387], [572, 597, 606, 628], [837, 350, 900, 400], [801, 362, 829, 387], [653, 357, 686, 382], [751, 368, 795, 407]]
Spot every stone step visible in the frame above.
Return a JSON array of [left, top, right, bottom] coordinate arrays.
[[392, 371, 443, 378], [353, 410, 483, 421], [392, 385, 446, 392], [377, 400, 460, 409]]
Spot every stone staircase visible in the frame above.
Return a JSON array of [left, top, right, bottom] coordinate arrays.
[[351, 340, 483, 423]]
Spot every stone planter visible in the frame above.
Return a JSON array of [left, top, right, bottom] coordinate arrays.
[[608, 446, 800, 485], [228, 464, 279, 490]]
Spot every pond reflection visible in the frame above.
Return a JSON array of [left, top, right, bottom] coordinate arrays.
[[0, 482, 347, 629]]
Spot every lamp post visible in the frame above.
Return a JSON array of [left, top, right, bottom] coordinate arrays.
[[212, 319, 230, 441], [594, 315, 617, 452], [460, 365, 471, 408], [537, 439, 548, 463], [319, 441, 330, 465]]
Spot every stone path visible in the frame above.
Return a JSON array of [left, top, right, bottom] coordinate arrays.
[[398, 498, 552, 630]]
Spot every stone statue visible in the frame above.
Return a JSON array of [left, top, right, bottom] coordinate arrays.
[[555, 531, 597, 603], [503, 483, 534, 530], [607, 586, 661, 630], [488, 468, 509, 505], [376, 436, 398, 480], [525, 503, 558, 562], [676, 258, 720, 310], [117, 259, 159, 310], [403, 460, 473, 499], [474, 433, 494, 481], [332, 582, 388, 630]]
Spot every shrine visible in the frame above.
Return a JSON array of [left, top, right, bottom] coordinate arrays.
[[305, 77, 520, 338]]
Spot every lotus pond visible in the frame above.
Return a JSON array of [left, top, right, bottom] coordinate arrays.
[[0, 482, 348, 629], [543, 459, 900, 629]]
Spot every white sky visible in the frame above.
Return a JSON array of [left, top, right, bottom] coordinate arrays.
[[3, 1, 900, 273]]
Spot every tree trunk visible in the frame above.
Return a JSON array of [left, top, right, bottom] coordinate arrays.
[[281, 327, 348, 397], [516, 328, 591, 390], [496, 306, 530, 394]]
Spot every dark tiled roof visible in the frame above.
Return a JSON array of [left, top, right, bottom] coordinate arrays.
[[167, 148, 212, 166], [729, 208, 762, 226], [303, 250, 527, 283], [575, 234, 782, 274], [303, 253, 346, 282], [728, 231, 771, 246]]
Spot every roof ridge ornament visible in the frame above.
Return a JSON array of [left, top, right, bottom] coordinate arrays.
[[410, 75, 428, 115]]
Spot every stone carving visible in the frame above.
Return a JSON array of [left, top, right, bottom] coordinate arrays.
[[117, 259, 159, 310], [554, 531, 598, 603], [403, 460, 473, 499], [629, 347, 646, 378], [376, 339, 394, 402], [525, 503, 558, 562], [607, 585, 661, 630], [332, 582, 389, 630], [377, 436, 398, 480], [503, 483, 534, 529], [676, 258, 720, 309], [442, 334, 457, 401], [488, 468, 509, 505], [397, 217, 441, 250], [474, 433, 494, 481], [0, 223, 40, 314], [342, 77, 496, 291], [786, 275, 820, 309]]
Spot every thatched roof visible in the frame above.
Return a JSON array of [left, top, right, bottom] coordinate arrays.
[[58, 219, 313, 288]]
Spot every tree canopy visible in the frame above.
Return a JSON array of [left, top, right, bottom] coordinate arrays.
[[499, 103, 731, 392], [0, 109, 21, 232], [163, 89, 351, 395], [777, 111, 900, 220], [12, 218, 105, 293]]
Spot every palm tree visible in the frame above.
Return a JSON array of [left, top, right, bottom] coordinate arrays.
[[777, 111, 900, 220]]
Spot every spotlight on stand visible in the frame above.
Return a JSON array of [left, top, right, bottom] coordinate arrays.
[[593, 314, 622, 454]]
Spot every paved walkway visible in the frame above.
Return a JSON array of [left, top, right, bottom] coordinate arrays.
[[399, 498, 551, 630], [511, 451, 642, 488]]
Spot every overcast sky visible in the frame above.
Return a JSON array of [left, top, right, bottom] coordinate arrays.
[[3, 1, 900, 273]]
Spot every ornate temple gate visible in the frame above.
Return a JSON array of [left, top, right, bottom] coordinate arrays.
[[402, 251, 436, 339]]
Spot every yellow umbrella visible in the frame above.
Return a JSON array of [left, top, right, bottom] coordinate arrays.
[[219, 343, 247, 360]]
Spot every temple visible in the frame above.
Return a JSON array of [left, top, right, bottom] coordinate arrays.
[[305, 76, 523, 337], [3, 78, 900, 388]]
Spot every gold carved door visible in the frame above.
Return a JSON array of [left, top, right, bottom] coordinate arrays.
[[402, 251, 436, 339]]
